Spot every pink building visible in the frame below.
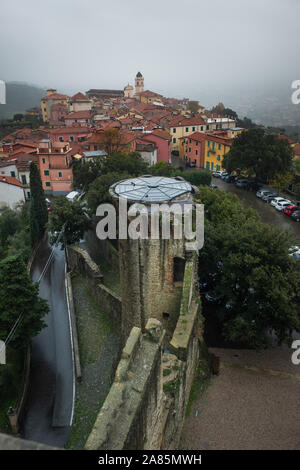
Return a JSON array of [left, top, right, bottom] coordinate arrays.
[[48, 126, 91, 143], [141, 129, 171, 163], [37, 141, 73, 194], [64, 110, 92, 127]]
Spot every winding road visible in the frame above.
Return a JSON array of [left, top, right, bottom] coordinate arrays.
[[21, 235, 75, 448]]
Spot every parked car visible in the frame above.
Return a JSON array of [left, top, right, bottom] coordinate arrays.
[[224, 175, 236, 183], [270, 197, 290, 207], [220, 172, 229, 180], [256, 189, 270, 198], [66, 190, 80, 202], [212, 171, 222, 178], [247, 181, 262, 191], [291, 210, 300, 222], [274, 200, 292, 211], [204, 290, 223, 303], [289, 246, 300, 260], [261, 192, 278, 202], [235, 179, 248, 188], [283, 205, 299, 216], [210, 183, 218, 189]]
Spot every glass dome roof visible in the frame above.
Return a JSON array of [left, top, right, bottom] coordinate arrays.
[[112, 176, 192, 203]]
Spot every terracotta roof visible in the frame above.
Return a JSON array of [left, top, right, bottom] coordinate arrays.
[[48, 127, 91, 134], [181, 131, 206, 142], [294, 143, 300, 156], [138, 90, 163, 98], [151, 129, 172, 141], [168, 116, 205, 127], [65, 110, 91, 120], [70, 92, 89, 101], [0, 175, 24, 188], [41, 93, 68, 101]]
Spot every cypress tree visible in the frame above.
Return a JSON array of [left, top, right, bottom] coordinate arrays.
[[29, 196, 40, 247], [29, 162, 48, 239]]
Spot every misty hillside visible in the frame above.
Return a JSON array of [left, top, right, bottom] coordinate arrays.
[[0, 82, 45, 120]]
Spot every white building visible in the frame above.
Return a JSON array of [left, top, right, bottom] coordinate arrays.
[[0, 176, 25, 209]]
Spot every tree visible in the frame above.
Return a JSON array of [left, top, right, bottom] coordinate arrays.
[[197, 187, 300, 348], [177, 169, 211, 186], [149, 161, 174, 177], [29, 162, 48, 242], [0, 254, 48, 350], [87, 172, 131, 214], [187, 101, 199, 114], [47, 196, 92, 247], [0, 207, 21, 253], [270, 172, 294, 193], [222, 129, 294, 182], [73, 158, 104, 191], [103, 152, 149, 176], [293, 182, 300, 201]]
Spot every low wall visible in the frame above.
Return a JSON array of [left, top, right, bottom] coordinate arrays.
[[67, 245, 122, 331]]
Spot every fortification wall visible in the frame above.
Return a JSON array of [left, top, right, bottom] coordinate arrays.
[[67, 245, 122, 330], [85, 256, 204, 450]]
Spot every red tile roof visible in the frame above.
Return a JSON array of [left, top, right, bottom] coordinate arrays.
[[65, 110, 91, 120], [151, 129, 172, 141], [168, 116, 206, 127], [70, 92, 89, 101], [0, 175, 24, 188], [41, 93, 68, 101]]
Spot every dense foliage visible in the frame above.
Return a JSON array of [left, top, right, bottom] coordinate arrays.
[[222, 129, 294, 182], [29, 162, 48, 245], [47, 196, 92, 247], [197, 187, 300, 348], [0, 254, 48, 349], [0, 204, 31, 262]]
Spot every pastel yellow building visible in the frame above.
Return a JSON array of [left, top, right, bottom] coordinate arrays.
[[204, 134, 234, 171], [40, 90, 68, 122]]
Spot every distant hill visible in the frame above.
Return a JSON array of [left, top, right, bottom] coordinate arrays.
[[0, 82, 45, 120]]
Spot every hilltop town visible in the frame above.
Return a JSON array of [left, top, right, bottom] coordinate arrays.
[[0, 72, 243, 203]]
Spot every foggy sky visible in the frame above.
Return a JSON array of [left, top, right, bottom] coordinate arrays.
[[1, 0, 300, 104]]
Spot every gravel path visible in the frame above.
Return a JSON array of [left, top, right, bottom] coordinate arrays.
[[181, 347, 300, 450]]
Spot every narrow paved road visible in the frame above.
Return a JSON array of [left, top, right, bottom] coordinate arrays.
[[21, 235, 74, 448]]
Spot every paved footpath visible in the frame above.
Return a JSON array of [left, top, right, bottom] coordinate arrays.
[[180, 346, 300, 450]]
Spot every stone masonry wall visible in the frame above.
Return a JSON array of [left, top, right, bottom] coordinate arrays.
[[67, 245, 122, 330], [85, 255, 204, 450]]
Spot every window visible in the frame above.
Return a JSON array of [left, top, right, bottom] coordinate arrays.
[[189, 139, 192, 144], [21, 175, 27, 184], [58, 172, 62, 177], [70, 136, 74, 142], [206, 162, 210, 170], [212, 142, 215, 151], [44, 170, 49, 175], [196, 141, 198, 146], [173, 128, 176, 133], [45, 182, 51, 187], [206, 125, 209, 130], [192, 127, 195, 131], [10, 171, 16, 177], [218, 143, 221, 150], [185, 127, 189, 132], [59, 136, 63, 142], [207, 140, 210, 147], [217, 155, 221, 161], [211, 162, 214, 170], [207, 151, 210, 157], [42, 158, 46, 164], [94, 145, 98, 150], [200, 126, 204, 131], [173, 257, 185, 283], [189, 147, 191, 153], [216, 164, 220, 171], [195, 150, 198, 155], [173, 138, 176, 143]]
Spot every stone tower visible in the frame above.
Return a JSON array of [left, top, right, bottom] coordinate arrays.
[[109, 175, 198, 341], [124, 84, 134, 98], [135, 71, 144, 95]]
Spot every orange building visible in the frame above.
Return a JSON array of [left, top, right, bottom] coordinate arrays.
[[37, 141, 73, 194]]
